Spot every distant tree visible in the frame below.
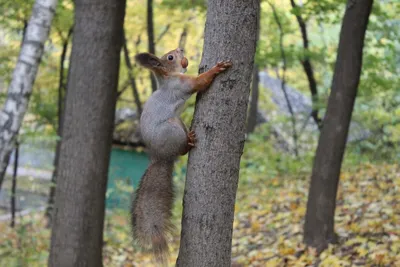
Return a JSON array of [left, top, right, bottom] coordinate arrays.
[[48, 0, 126, 266], [147, 0, 157, 92], [0, 0, 58, 191], [304, 0, 374, 252], [176, 1, 259, 266], [246, 64, 260, 134], [290, 0, 322, 129]]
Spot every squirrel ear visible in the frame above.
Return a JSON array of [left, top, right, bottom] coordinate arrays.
[[135, 53, 164, 72]]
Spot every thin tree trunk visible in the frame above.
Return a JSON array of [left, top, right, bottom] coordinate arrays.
[[10, 142, 19, 228], [147, 0, 157, 92], [290, 0, 323, 129], [303, 0, 373, 252], [48, 0, 126, 266], [176, 1, 259, 266], [267, 0, 299, 156], [122, 30, 143, 115], [246, 64, 259, 134], [0, 0, 58, 191], [45, 26, 73, 226], [178, 26, 188, 50], [155, 24, 171, 45]]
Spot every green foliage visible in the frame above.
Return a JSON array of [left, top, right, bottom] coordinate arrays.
[[161, 0, 206, 11], [0, 0, 399, 264]]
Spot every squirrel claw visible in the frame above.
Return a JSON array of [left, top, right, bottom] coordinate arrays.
[[187, 130, 196, 146], [215, 60, 233, 73], [181, 131, 196, 155]]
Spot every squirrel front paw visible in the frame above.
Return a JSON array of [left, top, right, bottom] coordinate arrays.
[[214, 60, 233, 74], [187, 130, 196, 148]]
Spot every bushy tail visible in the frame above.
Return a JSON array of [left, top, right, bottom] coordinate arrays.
[[131, 160, 175, 264]]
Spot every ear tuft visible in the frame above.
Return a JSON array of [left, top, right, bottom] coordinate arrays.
[[135, 53, 162, 70]]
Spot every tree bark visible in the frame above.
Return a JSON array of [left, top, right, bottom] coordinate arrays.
[[303, 0, 373, 252], [0, 0, 58, 191], [48, 0, 126, 266], [46, 26, 73, 226], [246, 64, 259, 134], [147, 0, 157, 92], [176, 1, 259, 266]]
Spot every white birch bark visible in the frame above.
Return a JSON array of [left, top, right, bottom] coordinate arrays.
[[0, 0, 58, 190]]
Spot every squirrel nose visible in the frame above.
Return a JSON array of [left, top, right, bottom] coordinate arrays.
[[177, 48, 184, 53]]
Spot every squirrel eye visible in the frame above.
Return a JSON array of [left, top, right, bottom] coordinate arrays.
[[167, 55, 174, 61]]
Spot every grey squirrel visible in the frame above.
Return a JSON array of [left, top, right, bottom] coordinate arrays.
[[131, 47, 232, 263]]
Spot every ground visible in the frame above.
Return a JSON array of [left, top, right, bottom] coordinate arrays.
[[0, 163, 399, 266]]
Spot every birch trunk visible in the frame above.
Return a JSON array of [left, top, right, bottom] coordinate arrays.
[[0, 0, 58, 190]]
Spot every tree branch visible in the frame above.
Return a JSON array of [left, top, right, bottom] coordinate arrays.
[[267, 0, 299, 156], [155, 24, 171, 45], [122, 29, 143, 115], [290, 0, 322, 129]]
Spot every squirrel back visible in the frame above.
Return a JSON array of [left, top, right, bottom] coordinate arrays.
[[131, 48, 232, 264]]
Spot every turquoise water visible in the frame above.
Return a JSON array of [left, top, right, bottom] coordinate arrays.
[[106, 148, 150, 209]]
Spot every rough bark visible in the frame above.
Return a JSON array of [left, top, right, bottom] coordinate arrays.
[[176, 1, 259, 266], [0, 0, 58, 191], [46, 26, 73, 226], [290, 0, 322, 129], [303, 0, 373, 252], [48, 0, 126, 266], [246, 64, 259, 134], [147, 0, 157, 92]]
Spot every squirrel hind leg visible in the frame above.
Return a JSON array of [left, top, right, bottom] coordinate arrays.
[[150, 118, 188, 158]]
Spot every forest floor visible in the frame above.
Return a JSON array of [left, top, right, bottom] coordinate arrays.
[[0, 163, 399, 267], [103, 163, 400, 266]]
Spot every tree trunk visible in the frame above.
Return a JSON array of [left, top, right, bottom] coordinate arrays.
[[10, 142, 19, 228], [46, 27, 73, 226], [122, 30, 143, 115], [0, 0, 58, 191], [176, 1, 259, 266], [147, 0, 157, 92], [267, 0, 299, 156], [303, 0, 373, 252], [48, 0, 126, 266], [246, 64, 259, 134]]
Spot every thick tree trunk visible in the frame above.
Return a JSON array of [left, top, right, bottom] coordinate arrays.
[[48, 0, 126, 266], [176, 1, 259, 266], [147, 0, 157, 92], [0, 0, 58, 191], [46, 27, 73, 226], [303, 0, 373, 252], [246, 64, 259, 134]]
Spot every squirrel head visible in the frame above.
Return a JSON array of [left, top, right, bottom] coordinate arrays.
[[135, 48, 188, 76]]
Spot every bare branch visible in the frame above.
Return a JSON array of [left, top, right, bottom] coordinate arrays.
[[290, 0, 322, 129], [267, 0, 299, 156]]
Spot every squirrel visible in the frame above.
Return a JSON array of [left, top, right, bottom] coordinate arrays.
[[131, 47, 232, 263]]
